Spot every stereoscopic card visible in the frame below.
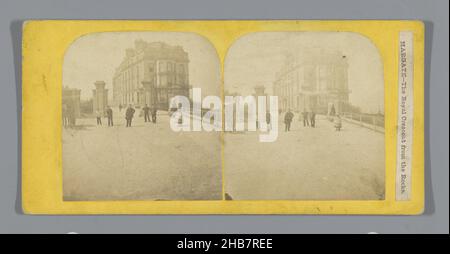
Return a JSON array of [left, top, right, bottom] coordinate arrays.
[[22, 20, 424, 214]]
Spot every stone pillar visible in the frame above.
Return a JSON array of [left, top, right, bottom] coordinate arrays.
[[92, 81, 108, 115], [253, 85, 269, 112]]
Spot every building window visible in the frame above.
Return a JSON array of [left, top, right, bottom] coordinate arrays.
[[178, 64, 184, 74]]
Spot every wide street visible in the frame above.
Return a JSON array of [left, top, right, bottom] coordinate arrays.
[[224, 114, 385, 200]]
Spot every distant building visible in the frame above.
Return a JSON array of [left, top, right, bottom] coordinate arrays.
[[112, 40, 190, 109], [92, 81, 108, 115], [62, 86, 81, 118], [273, 49, 350, 114]]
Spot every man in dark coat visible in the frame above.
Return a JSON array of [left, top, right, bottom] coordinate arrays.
[[125, 104, 135, 127], [284, 109, 294, 132], [142, 104, 150, 122], [106, 106, 113, 126]]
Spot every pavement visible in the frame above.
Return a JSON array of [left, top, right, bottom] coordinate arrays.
[[63, 107, 222, 201]]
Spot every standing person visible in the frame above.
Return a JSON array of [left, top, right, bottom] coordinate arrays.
[[266, 111, 271, 131], [143, 104, 151, 123], [302, 110, 309, 127], [106, 106, 113, 126], [310, 111, 316, 128], [96, 110, 102, 126], [125, 104, 135, 127], [151, 107, 157, 123], [334, 115, 342, 131], [119, 104, 123, 112], [284, 109, 294, 132]]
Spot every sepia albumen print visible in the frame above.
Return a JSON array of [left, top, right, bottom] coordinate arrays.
[[62, 32, 222, 200], [62, 31, 385, 201]]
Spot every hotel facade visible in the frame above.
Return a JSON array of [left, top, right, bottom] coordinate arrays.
[[112, 40, 190, 109], [273, 49, 350, 114]]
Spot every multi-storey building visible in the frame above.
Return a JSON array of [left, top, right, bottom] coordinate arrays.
[[273, 49, 350, 114], [112, 40, 190, 109]]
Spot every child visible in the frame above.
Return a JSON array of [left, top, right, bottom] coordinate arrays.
[[334, 115, 342, 131]]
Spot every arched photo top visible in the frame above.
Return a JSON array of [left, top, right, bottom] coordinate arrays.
[[224, 31, 384, 115], [223, 31, 386, 201]]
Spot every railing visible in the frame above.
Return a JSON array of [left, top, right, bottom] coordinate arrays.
[[340, 112, 385, 133]]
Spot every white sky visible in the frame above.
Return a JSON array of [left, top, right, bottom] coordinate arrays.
[[224, 32, 385, 114], [63, 32, 221, 100]]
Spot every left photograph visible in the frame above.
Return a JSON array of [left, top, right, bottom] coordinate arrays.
[[62, 32, 222, 201]]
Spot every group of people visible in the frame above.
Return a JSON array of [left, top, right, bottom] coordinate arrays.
[[141, 104, 158, 124], [301, 111, 317, 128], [282, 109, 342, 132], [95, 104, 158, 128], [95, 106, 114, 126]]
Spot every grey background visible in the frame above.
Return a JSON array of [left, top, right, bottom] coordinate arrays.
[[0, 0, 448, 234]]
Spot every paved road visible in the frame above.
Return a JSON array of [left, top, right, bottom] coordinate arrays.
[[63, 108, 385, 201], [224, 114, 385, 200], [63, 108, 222, 201]]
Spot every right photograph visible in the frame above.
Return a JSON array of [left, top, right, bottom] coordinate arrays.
[[223, 32, 385, 200]]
